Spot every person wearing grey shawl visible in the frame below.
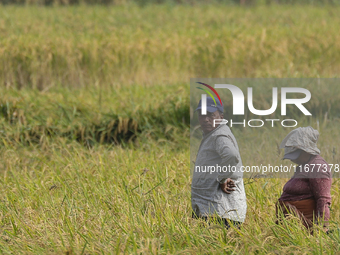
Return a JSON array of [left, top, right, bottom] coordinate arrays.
[[191, 97, 247, 228]]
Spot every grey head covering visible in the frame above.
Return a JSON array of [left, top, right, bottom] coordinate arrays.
[[279, 126, 320, 156]]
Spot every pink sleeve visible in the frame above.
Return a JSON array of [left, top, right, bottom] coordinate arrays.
[[309, 177, 332, 225]]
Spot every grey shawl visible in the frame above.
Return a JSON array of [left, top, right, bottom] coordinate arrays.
[[191, 124, 247, 222]]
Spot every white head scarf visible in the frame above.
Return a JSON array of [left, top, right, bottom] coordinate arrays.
[[279, 126, 320, 156]]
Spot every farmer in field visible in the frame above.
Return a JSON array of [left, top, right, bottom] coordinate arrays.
[[191, 97, 247, 228], [276, 126, 332, 233]]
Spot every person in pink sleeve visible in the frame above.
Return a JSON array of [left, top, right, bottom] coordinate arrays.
[[276, 126, 332, 234]]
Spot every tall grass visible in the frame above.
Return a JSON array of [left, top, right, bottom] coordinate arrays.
[[1, 0, 340, 5], [0, 85, 189, 146], [1, 5, 340, 89], [1, 4, 340, 254], [0, 135, 340, 253], [1, 81, 340, 146]]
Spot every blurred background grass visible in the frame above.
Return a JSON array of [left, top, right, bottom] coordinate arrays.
[[1, 2, 340, 254], [1, 0, 340, 5], [1, 4, 340, 145], [1, 5, 340, 90]]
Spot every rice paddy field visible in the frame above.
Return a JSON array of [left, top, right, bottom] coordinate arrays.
[[1, 3, 340, 254]]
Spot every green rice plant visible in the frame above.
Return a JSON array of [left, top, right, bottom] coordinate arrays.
[[1, 5, 340, 89], [0, 135, 339, 253], [1, 4, 340, 254], [0, 85, 190, 146]]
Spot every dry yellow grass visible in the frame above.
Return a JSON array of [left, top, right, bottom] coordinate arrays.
[[1, 5, 340, 89], [1, 3, 340, 254]]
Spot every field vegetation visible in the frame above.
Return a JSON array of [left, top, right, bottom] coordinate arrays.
[[1, 3, 340, 254], [1, 5, 340, 89]]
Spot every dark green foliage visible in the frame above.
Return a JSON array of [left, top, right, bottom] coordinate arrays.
[[0, 93, 190, 146]]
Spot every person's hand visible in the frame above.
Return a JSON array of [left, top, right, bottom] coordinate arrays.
[[220, 178, 236, 194], [324, 227, 331, 234]]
